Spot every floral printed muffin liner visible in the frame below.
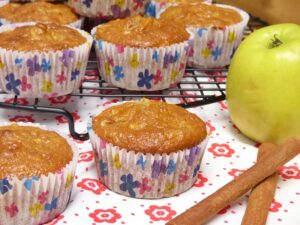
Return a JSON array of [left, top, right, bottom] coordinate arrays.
[[0, 122, 78, 225], [68, 0, 149, 19], [88, 102, 209, 198], [92, 26, 190, 91], [184, 4, 249, 68], [0, 22, 93, 98], [145, 0, 212, 18]]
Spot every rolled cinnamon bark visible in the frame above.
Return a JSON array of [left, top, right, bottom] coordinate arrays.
[[166, 138, 300, 225], [241, 143, 279, 225]]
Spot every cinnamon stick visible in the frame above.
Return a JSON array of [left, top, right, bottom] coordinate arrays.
[[241, 143, 279, 225], [166, 138, 300, 225]]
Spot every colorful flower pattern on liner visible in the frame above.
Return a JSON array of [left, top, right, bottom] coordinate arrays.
[[0, 51, 83, 95], [96, 143, 205, 197]]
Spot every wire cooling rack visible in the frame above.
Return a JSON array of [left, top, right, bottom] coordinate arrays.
[[0, 16, 267, 140]]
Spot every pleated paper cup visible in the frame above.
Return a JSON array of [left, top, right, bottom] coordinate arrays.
[[0, 22, 93, 98], [68, 0, 149, 19], [145, 0, 212, 18], [88, 101, 209, 199], [0, 122, 78, 225], [185, 4, 249, 68], [92, 26, 190, 91]]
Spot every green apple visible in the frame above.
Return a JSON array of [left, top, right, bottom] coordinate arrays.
[[226, 23, 300, 144]]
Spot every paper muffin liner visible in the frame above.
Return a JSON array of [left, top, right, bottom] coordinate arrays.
[[183, 4, 249, 68], [0, 22, 93, 98], [145, 0, 212, 18], [88, 101, 209, 198], [92, 26, 190, 91], [68, 0, 148, 19], [0, 122, 78, 225]]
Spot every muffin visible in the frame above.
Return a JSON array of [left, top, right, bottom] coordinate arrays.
[[146, 0, 212, 18], [0, 2, 83, 28], [92, 15, 190, 91], [160, 3, 249, 68], [89, 99, 209, 198], [68, 0, 149, 20], [0, 123, 78, 225], [0, 22, 92, 97]]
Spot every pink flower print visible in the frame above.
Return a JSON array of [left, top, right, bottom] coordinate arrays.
[[77, 178, 106, 195], [269, 199, 282, 212], [218, 205, 231, 214], [179, 173, 189, 183], [153, 70, 162, 85], [228, 168, 246, 179], [145, 205, 177, 221], [55, 111, 80, 124], [5, 203, 18, 218], [5, 97, 29, 105], [139, 177, 152, 195], [206, 121, 216, 133], [107, 57, 114, 67], [78, 151, 94, 163], [194, 172, 208, 188], [89, 209, 121, 223], [179, 63, 185, 71], [116, 45, 125, 53], [133, 0, 144, 10], [48, 95, 71, 104], [21, 76, 32, 91], [208, 143, 235, 157], [207, 40, 215, 49], [9, 115, 35, 123], [38, 191, 49, 204], [56, 72, 67, 85], [100, 139, 107, 149], [279, 165, 300, 179]]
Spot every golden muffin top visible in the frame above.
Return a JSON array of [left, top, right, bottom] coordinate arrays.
[[92, 99, 207, 154], [0, 2, 79, 25], [95, 15, 190, 48], [0, 124, 73, 180], [160, 3, 243, 29], [0, 23, 86, 51]]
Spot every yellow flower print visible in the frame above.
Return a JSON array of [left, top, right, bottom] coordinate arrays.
[[163, 183, 176, 195], [227, 31, 236, 43], [41, 81, 53, 93], [201, 48, 211, 58], [115, 0, 125, 7], [76, 61, 82, 69], [0, 60, 5, 69], [65, 173, 74, 188], [130, 53, 139, 68], [112, 154, 122, 169], [104, 62, 111, 75], [29, 203, 43, 217], [171, 70, 179, 82]]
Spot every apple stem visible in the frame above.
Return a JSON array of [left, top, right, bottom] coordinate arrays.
[[269, 34, 283, 48]]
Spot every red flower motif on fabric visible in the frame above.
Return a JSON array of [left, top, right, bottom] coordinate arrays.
[[89, 209, 121, 223], [56, 72, 67, 85], [55, 111, 80, 124], [78, 151, 94, 163], [77, 178, 106, 195], [21, 76, 32, 91], [279, 165, 300, 179], [145, 205, 177, 221], [179, 173, 189, 183], [208, 143, 235, 157], [9, 115, 35, 123], [38, 191, 49, 204], [228, 168, 246, 179], [178, 91, 197, 104], [206, 121, 216, 134], [133, 0, 144, 10], [269, 199, 282, 212], [102, 99, 119, 107], [139, 178, 152, 195], [194, 172, 208, 188], [48, 95, 71, 104], [218, 205, 231, 214], [218, 100, 228, 110], [153, 70, 162, 85], [5, 203, 18, 218], [46, 215, 64, 225], [5, 98, 29, 105]]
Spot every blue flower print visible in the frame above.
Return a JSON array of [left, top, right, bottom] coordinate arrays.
[[45, 198, 58, 211], [24, 176, 39, 191], [119, 174, 140, 197], [15, 58, 23, 68], [59, 50, 75, 67], [136, 155, 146, 171], [137, 69, 154, 89], [146, 2, 156, 17], [83, 0, 93, 8], [113, 65, 124, 81], [71, 69, 80, 81], [174, 51, 180, 62], [97, 40, 103, 50], [41, 59, 51, 72], [151, 160, 167, 179], [166, 160, 176, 175], [5, 73, 21, 95], [193, 164, 200, 178], [185, 146, 200, 166], [0, 178, 13, 195], [197, 28, 208, 38], [99, 160, 108, 177], [27, 56, 41, 76], [211, 46, 222, 61], [152, 50, 159, 63]]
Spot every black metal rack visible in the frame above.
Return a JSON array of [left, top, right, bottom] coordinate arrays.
[[0, 16, 266, 140]]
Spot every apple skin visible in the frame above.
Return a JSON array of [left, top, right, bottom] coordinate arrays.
[[226, 23, 300, 144]]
